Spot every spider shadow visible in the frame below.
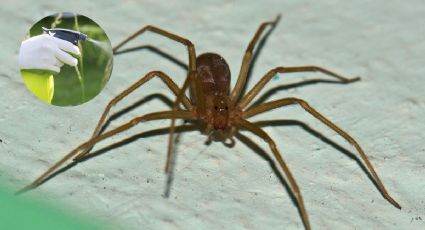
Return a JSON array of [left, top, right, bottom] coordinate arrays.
[[239, 14, 281, 99], [26, 78, 360, 195], [236, 119, 380, 229], [252, 119, 381, 202], [112, 15, 281, 79], [113, 30, 359, 110], [235, 132, 295, 202], [95, 93, 189, 197], [100, 93, 174, 134], [30, 93, 183, 192], [37, 118, 367, 195], [114, 45, 188, 71], [80, 93, 174, 157], [35, 124, 198, 194], [25, 19, 363, 202], [251, 78, 359, 107], [28, 115, 380, 223]]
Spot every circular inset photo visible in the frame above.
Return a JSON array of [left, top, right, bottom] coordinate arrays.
[[19, 12, 113, 106]]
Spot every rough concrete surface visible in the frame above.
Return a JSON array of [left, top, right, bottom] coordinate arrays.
[[1, 0, 424, 229]]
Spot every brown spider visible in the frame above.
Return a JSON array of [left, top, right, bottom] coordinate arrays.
[[20, 15, 400, 229]]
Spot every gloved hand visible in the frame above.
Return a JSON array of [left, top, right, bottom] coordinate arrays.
[[19, 34, 81, 73]]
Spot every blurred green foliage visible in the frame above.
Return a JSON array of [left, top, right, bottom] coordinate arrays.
[[0, 182, 110, 230]]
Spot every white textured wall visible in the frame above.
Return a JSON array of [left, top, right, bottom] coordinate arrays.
[[1, 0, 424, 229]]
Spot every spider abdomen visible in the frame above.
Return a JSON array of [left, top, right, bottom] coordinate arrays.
[[196, 52, 231, 96], [196, 52, 232, 130]]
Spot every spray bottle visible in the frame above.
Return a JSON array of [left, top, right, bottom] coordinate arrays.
[[42, 27, 88, 45]]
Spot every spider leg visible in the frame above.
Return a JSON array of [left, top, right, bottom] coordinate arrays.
[[115, 25, 224, 175], [73, 71, 192, 161], [18, 110, 195, 194], [244, 97, 401, 209], [238, 66, 360, 109], [230, 14, 281, 104], [235, 118, 311, 230], [113, 25, 201, 106], [165, 69, 202, 174], [105, 25, 203, 173], [78, 123, 198, 164], [113, 25, 194, 59], [114, 25, 202, 175]]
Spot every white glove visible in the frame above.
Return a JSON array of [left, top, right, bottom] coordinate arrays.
[[19, 34, 81, 73]]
